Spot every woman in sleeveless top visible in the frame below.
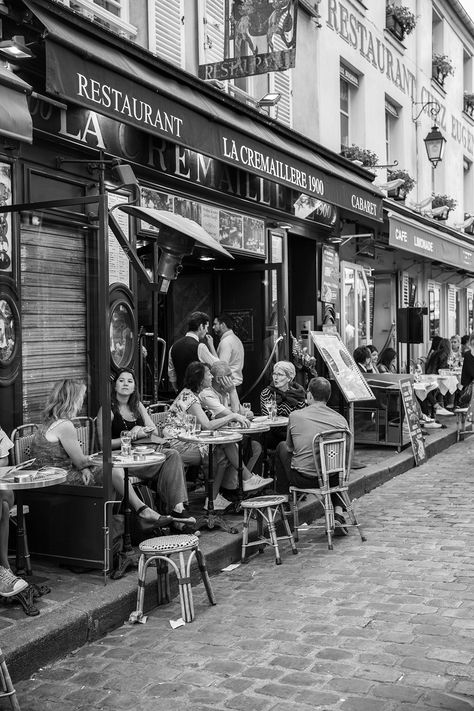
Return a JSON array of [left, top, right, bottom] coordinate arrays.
[[97, 369, 195, 530], [31, 379, 102, 487]]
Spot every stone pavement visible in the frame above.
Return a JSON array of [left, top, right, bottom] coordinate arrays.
[[3, 429, 474, 711]]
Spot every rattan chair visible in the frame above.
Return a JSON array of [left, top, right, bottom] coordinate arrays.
[[290, 427, 366, 550], [146, 403, 170, 436], [9, 425, 38, 576], [71, 416, 94, 455]]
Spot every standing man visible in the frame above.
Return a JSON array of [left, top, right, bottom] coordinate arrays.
[[168, 311, 218, 392], [213, 313, 245, 390], [274, 376, 350, 535]]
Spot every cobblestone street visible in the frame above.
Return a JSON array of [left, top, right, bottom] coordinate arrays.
[[5, 439, 474, 711]]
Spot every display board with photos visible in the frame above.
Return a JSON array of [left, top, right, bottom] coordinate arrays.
[[310, 331, 375, 402], [399, 377, 427, 466], [139, 186, 266, 257]]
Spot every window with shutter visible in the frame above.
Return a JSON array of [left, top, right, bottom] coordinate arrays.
[[268, 34, 292, 127], [400, 272, 410, 307], [21, 222, 88, 422], [149, 0, 184, 68], [198, 0, 225, 66], [447, 285, 456, 313]]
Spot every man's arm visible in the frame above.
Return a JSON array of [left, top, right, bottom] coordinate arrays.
[[286, 415, 294, 452], [217, 337, 232, 363], [198, 342, 219, 366], [167, 349, 177, 391]]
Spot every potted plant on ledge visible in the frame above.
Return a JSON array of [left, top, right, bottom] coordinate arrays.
[[432, 53, 455, 87], [387, 168, 416, 201], [385, 4, 417, 42], [431, 194, 457, 220], [340, 144, 379, 168], [464, 93, 474, 118]]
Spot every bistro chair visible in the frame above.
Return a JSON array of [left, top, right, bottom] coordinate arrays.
[[129, 533, 216, 624], [8, 425, 38, 577], [241, 494, 297, 565], [290, 428, 366, 550], [71, 416, 94, 455], [146, 403, 169, 436], [0, 643, 21, 710]]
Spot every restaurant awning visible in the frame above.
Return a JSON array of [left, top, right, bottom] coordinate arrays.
[[23, 0, 383, 222], [0, 65, 32, 143], [388, 211, 474, 272]]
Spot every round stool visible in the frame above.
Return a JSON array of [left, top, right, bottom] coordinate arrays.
[[129, 534, 216, 624], [241, 494, 298, 565]]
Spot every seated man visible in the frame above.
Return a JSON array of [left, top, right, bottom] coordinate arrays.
[[353, 346, 374, 373], [274, 376, 349, 535], [199, 360, 262, 473], [0, 427, 28, 597]]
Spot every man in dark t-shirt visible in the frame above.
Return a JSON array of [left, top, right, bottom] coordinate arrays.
[[167, 311, 219, 392], [275, 376, 350, 534]]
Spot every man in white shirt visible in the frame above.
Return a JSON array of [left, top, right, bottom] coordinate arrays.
[[213, 313, 245, 390], [168, 311, 219, 392]]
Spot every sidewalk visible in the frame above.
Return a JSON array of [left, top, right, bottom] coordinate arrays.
[[2, 418, 461, 681]]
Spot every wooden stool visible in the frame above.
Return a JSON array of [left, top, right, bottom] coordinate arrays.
[[241, 494, 298, 565], [0, 645, 20, 710], [129, 534, 216, 624]]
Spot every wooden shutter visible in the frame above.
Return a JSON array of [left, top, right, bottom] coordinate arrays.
[[400, 272, 410, 307], [447, 284, 457, 313], [198, 0, 225, 65], [21, 223, 87, 422], [148, 0, 184, 67], [268, 32, 293, 127]]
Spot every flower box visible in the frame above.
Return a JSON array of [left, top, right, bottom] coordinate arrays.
[[386, 4, 417, 42], [432, 53, 455, 86]]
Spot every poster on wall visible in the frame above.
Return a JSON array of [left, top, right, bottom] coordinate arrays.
[[198, 0, 298, 80], [107, 192, 130, 287], [219, 211, 243, 249], [201, 204, 221, 243], [310, 331, 374, 402], [321, 245, 339, 304], [139, 187, 173, 233], [0, 165, 12, 273], [243, 216, 265, 254]]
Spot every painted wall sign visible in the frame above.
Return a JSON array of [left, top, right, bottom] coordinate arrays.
[[389, 215, 474, 271], [43, 42, 382, 220], [198, 0, 298, 80]]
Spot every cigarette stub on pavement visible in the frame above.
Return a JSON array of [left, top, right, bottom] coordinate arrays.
[[221, 563, 241, 572]]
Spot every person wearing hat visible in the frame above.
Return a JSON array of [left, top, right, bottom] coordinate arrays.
[[260, 360, 307, 448], [200, 361, 263, 473]]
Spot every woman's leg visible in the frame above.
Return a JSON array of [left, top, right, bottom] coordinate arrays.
[[153, 449, 188, 514], [222, 442, 253, 480], [245, 439, 262, 473], [111, 467, 165, 523]]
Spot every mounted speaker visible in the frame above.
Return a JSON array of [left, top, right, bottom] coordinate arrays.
[[397, 307, 427, 344]]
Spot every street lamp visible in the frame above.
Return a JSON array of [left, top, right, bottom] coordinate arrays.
[[412, 100, 446, 169]]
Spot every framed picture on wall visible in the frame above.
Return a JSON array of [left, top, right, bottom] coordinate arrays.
[[0, 164, 12, 273], [0, 293, 20, 385]]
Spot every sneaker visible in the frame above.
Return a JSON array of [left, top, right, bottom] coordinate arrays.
[[334, 512, 348, 537], [421, 413, 435, 423], [243, 474, 273, 492], [435, 407, 455, 416], [423, 420, 442, 429], [203, 493, 233, 511], [0, 567, 28, 597]]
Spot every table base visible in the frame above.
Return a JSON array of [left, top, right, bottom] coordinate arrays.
[[195, 511, 238, 535], [2, 579, 50, 617]]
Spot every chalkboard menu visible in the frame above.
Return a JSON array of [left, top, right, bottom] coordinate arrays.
[[321, 245, 339, 304], [399, 377, 427, 466], [310, 331, 374, 402]]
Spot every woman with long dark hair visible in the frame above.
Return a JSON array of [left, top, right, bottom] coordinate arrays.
[[377, 348, 398, 373], [97, 369, 195, 530]]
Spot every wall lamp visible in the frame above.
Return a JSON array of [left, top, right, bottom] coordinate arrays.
[[257, 92, 281, 108], [412, 100, 446, 168], [0, 35, 34, 60]]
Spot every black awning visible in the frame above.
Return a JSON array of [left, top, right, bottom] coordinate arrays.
[[24, 0, 383, 222], [0, 66, 32, 143]]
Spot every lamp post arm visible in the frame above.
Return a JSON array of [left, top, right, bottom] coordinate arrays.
[[412, 100, 441, 123]]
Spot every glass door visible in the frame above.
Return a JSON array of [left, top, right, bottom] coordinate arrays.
[[340, 261, 370, 351]]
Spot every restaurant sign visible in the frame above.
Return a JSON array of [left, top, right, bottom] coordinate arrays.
[[389, 215, 474, 272], [198, 0, 298, 80], [45, 42, 383, 221]]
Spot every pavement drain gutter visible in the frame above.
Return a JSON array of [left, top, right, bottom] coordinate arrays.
[[4, 423, 460, 680]]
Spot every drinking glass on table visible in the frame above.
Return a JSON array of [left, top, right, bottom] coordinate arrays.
[[120, 430, 132, 456], [188, 415, 197, 434], [268, 398, 277, 422], [242, 402, 251, 417]]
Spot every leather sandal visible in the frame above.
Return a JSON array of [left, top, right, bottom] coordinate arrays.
[[135, 505, 173, 528]]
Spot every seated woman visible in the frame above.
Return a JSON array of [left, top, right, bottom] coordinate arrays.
[[97, 369, 195, 531], [260, 360, 306, 448], [366, 344, 379, 373], [199, 360, 262, 473], [0, 427, 28, 597], [377, 348, 398, 373], [164, 362, 272, 511]]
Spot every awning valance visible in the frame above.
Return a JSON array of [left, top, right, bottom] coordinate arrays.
[[388, 212, 474, 272], [24, 0, 383, 222], [0, 65, 32, 143]]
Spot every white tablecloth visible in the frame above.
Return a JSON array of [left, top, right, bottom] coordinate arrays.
[[413, 374, 461, 401]]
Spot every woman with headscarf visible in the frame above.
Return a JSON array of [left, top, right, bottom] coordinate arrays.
[[260, 360, 306, 447]]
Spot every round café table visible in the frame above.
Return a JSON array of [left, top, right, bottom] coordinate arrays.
[[221, 421, 272, 501], [178, 430, 243, 534], [91, 450, 166, 579], [0, 466, 67, 616]]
